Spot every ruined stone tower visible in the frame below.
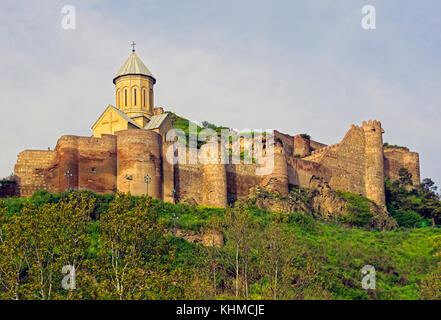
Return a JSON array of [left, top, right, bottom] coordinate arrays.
[[201, 143, 228, 208], [294, 134, 311, 157], [363, 120, 386, 208], [262, 141, 289, 196]]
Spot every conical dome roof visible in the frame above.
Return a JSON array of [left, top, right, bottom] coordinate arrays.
[[113, 52, 156, 84]]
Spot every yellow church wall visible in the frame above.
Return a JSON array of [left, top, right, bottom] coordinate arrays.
[[92, 108, 130, 137]]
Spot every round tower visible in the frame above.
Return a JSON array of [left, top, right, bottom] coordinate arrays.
[[362, 120, 386, 207], [116, 129, 162, 199], [113, 47, 156, 126], [263, 140, 289, 196], [56, 136, 79, 191], [200, 143, 227, 208]]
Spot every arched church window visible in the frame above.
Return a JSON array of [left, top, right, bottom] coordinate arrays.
[[125, 89, 127, 107], [149, 89, 153, 109], [143, 89, 146, 108], [134, 88, 137, 106]]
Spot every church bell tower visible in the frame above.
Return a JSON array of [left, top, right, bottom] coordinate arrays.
[[113, 42, 156, 127]]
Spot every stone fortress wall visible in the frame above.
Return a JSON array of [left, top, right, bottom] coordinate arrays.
[[14, 150, 56, 196], [115, 130, 163, 199], [383, 147, 420, 186], [14, 120, 421, 209]]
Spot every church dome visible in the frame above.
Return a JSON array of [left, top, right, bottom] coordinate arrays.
[[113, 52, 156, 84]]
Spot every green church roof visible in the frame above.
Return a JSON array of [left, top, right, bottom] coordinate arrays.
[[113, 52, 156, 84]]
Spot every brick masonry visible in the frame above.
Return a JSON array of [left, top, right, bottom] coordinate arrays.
[[13, 120, 420, 208]]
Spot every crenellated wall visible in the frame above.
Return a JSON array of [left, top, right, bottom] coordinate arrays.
[[13, 120, 421, 209], [300, 120, 389, 208]]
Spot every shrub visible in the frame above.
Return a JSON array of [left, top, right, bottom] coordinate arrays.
[[287, 212, 316, 232], [390, 209, 424, 228], [383, 142, 407, 149], [338, 191, 373, 228]]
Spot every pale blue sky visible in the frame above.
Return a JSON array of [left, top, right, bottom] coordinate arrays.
[[0, 0, 440, 187]]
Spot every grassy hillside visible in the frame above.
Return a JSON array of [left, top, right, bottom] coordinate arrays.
[[167, 111, 230, 138], [1, 190, 440, 300]]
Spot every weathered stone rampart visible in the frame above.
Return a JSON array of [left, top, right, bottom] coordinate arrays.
[[286, 157, 331, 188], [260, 142, 289, 196], [116, 129, 162, 198], [363, 120, 386, 207], [13, 120, 421, 209], [384, 147, 420, 185], [226, 163, 261, 203], [293, 135, 311, 157], [14, 150, 56, 196], [175, 162, 203, 204], [200, 143, 228, 207], [303, 124, 367, 197]]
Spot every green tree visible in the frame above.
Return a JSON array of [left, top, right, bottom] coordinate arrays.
[[259, 212, 291, 299], [420, 178, 438, 195], [419, 198, 441, 227], [0, 201, 26, 300], [256, 212, 330, 300], [95, 193, 164, 299], [222, 203, 252, 299], [0, 193, 94, 300], [343, 195, 373, 228], [203, 215, 224, 299], [398, 168, 413, 186], [13, 203, 60, 299], [54, 193, 95, 299]]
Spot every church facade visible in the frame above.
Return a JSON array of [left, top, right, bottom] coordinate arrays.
[[13, 50, 421, 208], [92, 50, 173, 138]]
